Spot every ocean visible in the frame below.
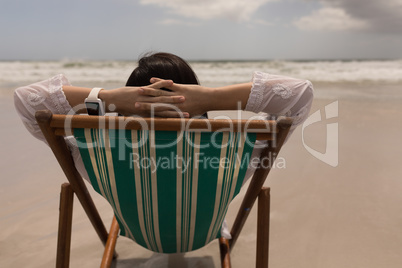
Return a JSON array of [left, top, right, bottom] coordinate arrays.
[[1, 60, 401, 100], [1, 59, 402, 85]]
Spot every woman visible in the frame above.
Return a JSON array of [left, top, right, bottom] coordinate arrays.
[[14, 52, 313, 238]]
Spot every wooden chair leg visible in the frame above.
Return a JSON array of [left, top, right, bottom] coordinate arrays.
[[100, 217, 120, 268], [219, 237, 232, 268], [36, 111, 110, 249], [256, 187, 270, 268], [56, 183, 74, 268]]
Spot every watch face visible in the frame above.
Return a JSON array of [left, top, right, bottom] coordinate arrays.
[[86, 102, 100, 115]]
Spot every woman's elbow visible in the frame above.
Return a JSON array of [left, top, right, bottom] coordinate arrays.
[[289, 80, 314, 127], [300, 79, 314, 108], [14, 87, 29, 118], [305, 80, 314, 98]]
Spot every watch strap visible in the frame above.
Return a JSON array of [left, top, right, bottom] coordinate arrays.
[[87, 87, 103, 101]]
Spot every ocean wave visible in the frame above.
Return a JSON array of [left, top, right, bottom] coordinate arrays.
[[1, 60, 401, 86]]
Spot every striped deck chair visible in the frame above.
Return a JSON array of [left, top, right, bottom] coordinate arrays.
[[35, 110, 292, 268]]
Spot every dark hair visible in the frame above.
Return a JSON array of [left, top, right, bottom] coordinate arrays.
[[126, 52, 207, 118], [126, 52, 199, 87]]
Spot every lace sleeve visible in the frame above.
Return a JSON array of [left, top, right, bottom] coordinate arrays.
[[245, 71, 314, 138], [13, 74, 72, 143]]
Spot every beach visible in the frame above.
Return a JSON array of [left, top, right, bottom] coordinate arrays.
[[1, 61, 402, 267]]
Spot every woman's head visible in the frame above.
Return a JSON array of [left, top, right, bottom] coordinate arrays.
[[126, 52, 199, 87], [126, 52, 207, 118]]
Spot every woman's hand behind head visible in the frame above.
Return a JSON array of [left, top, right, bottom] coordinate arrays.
[[101, 79, 188, 117], [135, 78, 213, 118]]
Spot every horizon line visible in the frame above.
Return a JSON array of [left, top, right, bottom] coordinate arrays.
[[0, 57, 400, 62]]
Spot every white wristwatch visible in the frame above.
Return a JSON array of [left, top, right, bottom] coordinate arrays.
[[85, 87, 105, 115]]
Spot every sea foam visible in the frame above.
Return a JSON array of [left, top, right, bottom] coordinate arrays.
[[1, 60, 401, 86]]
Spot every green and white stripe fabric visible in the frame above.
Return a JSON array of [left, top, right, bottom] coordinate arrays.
[[74, 128, 256, 253]]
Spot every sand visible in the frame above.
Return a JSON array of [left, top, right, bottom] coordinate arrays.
[[1, 82, 402, 267]]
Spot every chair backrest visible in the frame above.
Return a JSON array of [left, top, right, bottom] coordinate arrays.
[[35, 112, 292, 253]]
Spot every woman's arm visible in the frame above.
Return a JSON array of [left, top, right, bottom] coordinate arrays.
[[63, 79, 186, 117], [207, 83, 252, 111], [136, 78, 253, 117], [14, 75, 188, 143], [136, 73, 314, 131]]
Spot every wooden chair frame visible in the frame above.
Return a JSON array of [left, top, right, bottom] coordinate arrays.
[[35, 111, 292, 268]]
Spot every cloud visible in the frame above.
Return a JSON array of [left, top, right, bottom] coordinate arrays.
[[253, 19, 273, 26], [157, 18, 199, 26], [294, 7, 367, 31], [296, 0, 402, 33], [158, 18, 184, 25], [139, 0, 277, 22]]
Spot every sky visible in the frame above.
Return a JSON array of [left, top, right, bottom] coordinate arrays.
[[1, 0, 402, 61]]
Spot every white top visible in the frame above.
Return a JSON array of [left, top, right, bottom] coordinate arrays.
[[14, 72, 314, 238]]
